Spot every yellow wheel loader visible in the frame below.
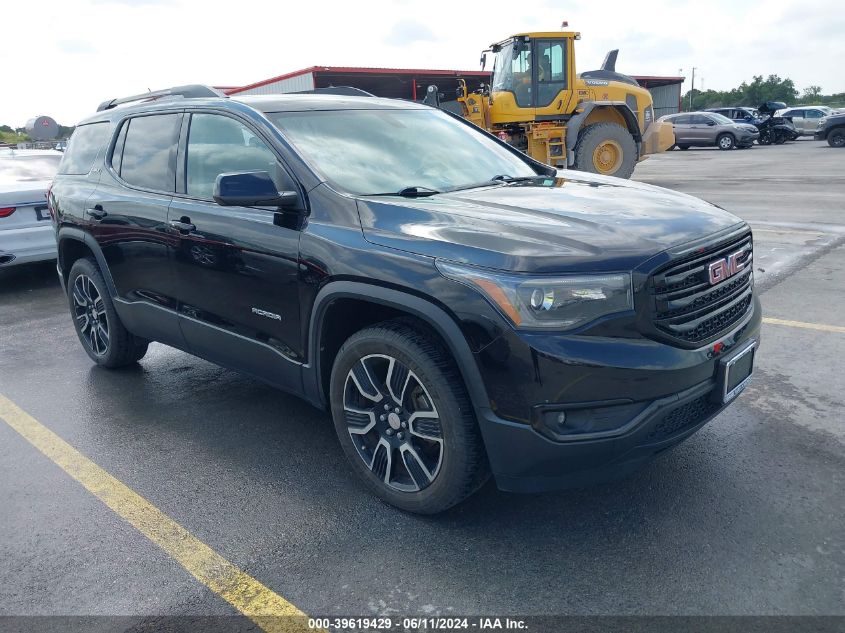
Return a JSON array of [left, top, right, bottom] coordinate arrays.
[[425, 31, 675, 179]]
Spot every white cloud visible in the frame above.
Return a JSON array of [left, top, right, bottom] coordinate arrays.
[[0, 0, 842, 127], [383, 19, 438, 46]]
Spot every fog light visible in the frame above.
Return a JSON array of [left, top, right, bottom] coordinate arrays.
[[532, 402, 649, 440]]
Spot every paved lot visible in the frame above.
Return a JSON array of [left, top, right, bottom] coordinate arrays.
[[1, 139, 843, 626]]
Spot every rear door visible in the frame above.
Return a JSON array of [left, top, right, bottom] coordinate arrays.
[[90, 111, 185, 346], [167, 111, 303, 390]]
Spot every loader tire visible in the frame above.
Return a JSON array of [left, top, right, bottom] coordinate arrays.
[[572, 123, 638, 178]]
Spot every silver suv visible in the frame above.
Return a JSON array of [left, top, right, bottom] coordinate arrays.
[[660, 112, 759, 150], [775, 106, 833, 136]]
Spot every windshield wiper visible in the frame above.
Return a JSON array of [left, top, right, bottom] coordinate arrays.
[[490, 174, 546, 184], [365, 186, 441, 198], [445, 174, 547, 192]]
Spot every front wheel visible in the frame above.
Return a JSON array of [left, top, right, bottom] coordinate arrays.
[[828, 128, 845, 148], [67, 258, 149, 367], [330, 321, 489, 514], [717, 133, 735, 150], [572, 122, 637, 178]]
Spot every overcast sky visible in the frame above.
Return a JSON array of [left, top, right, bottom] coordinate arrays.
[[2, 0, 843, 127]]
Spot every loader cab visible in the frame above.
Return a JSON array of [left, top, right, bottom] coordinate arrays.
[[489, 33, 576, 123]]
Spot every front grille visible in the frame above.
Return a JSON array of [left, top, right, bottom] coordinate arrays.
[[651, 232, 754, 344], [648, 394, 721, 440]]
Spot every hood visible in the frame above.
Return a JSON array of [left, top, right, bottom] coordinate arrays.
[[357, 171, 744, 273]]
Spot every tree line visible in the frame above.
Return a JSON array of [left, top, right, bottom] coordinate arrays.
[[681, 75, 845, 111]]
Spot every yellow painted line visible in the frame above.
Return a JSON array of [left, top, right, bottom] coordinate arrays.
[[0, 394, 319, 633], [763, 317, 845, 334]]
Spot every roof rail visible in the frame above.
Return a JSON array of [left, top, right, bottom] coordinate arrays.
[[96, 85, 227, 112]]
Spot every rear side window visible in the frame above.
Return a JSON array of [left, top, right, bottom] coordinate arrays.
[[118, 114, 181, 192], [672, 115, 691, 125], [58, 123, 109, 175]]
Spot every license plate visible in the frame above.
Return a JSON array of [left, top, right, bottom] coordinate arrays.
[[717, 341, 756, 403], [35, 205, 50, 221]]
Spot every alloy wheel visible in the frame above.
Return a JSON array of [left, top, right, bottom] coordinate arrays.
[[72, 274, 109, 355], [343, 354, 443, 492]]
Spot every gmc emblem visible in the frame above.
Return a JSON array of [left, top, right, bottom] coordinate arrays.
[[708, 250, 748, 285]]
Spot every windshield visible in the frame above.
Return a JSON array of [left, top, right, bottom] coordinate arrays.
[[268, 108, 537, 195], [708, 113, 734, 125], [0, 154, 61, 184]]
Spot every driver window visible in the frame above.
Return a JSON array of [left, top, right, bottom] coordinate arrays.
[[536, 40, 567, 107], [185, 113, 286, 200]]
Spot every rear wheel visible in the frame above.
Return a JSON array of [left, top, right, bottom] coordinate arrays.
[[717, 133, 735, 150], [572, 122, 637, 178], [330, 321, 488, 514], [67, 258, 149, 367], [828, 128, 845, 148]]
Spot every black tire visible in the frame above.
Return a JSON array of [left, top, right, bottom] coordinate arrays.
[[828, 128, 845, 148], [329, 320, 489, 514], [572, 122, 637, 178], [678, 145, 690, 150], [717, 133, 735, 150], [67, 257, 149, 367]]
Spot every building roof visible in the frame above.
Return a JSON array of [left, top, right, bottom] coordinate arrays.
[[226, 66, 492, 95]]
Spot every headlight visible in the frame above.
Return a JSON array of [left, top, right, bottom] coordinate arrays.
[[436, 260, 633, 330]]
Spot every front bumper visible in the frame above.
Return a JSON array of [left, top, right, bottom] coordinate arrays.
[[814, 130, 826, 141], [738, 131, 759, 146], [474, 297, 761, 493]]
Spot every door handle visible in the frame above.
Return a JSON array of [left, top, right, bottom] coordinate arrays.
[[169, 219, 196, 233], [85, 206, 107, 220]]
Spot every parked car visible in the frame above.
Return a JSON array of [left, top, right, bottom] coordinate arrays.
[[706, 107, 763, 125], [660, 112, 759, 150], [814, 112, 845, 147], [775, 106, 833, 136], [50, 86, 761, 514], [0, 149, 62, 267]]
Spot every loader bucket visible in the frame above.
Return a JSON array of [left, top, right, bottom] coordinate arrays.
[[641, 120, 675, 158]]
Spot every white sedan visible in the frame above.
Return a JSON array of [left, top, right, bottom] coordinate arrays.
[[0, 149, 62, 267]]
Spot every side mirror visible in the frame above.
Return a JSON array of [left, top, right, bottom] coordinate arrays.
[[706, 120, 716, 126], [213, 171, 298, 208], [480, 52, 487, 70]]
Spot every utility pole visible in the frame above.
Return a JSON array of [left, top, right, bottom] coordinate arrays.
[[689, 67, 697, 111]]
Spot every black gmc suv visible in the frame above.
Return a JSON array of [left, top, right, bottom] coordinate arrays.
[[50, 85, 760, 513]]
